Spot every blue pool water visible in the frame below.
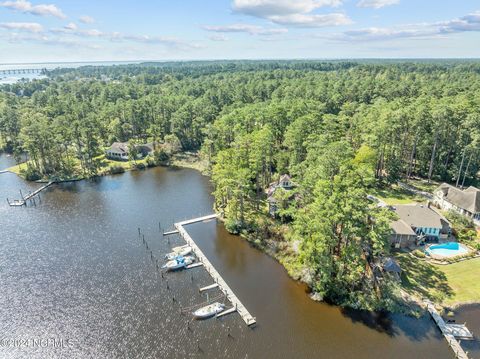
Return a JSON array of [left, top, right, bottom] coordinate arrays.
[[426, 242, 469, 257]]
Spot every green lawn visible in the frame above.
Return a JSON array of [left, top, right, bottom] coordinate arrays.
[[7, 154, 149, 180], [396, 253, 480, 307], [396, 253, 453, 304], [439, 257, 480, 305], [405, 178, 440, 193], [370, 184, 423, 205]]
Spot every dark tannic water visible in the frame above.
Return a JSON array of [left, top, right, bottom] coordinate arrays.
[[0, 154, 477, 359]]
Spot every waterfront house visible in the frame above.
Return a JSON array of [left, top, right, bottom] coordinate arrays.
[[389, 203, 450, 248], [267, 174, 295, 216], [434, 183, 480, 224], [106, 142, 129, 160], [106, 142, 154, 161], [390, 219, 417, 248]]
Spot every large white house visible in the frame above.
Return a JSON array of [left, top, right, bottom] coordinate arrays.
[[105, 142, 154, 161], [434, 183, 480, 224], [106, 142, 129, 160]]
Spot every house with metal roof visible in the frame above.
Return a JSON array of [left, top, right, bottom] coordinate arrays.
[[434, 183, 480, 224]]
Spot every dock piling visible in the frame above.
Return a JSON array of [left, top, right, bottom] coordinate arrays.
[[174, 214, 256, 326]]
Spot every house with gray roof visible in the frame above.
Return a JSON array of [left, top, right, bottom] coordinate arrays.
[[434, 183, 480, 224], [389, 203, 450, 248], [106, 142, 129, 160], [106, 142, 154, 161]]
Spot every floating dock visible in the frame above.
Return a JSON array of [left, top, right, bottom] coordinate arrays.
[[425, 300, 472, 359], [173, 214, 256, 326]]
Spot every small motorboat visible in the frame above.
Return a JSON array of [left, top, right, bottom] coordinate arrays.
[[193, 302, 225, 319], [171, 244, 190, 253], [165, 246, 193, 260], [162, 255, 195, 271]]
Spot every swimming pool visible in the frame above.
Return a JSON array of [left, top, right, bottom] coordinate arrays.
[[426, 242, 469, 258]]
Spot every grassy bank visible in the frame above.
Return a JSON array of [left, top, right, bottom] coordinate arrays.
[[396, 253, 480, 308], [6, 151, 208, 181]]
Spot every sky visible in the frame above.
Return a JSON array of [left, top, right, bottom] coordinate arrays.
[[0, 0, 479, 63]]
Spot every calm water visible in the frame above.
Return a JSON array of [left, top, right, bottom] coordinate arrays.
[[0, 61, 141, 84], [0, 155, 468, 358]]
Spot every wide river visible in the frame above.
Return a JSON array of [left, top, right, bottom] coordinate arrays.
[[0, 154, 475, 359]]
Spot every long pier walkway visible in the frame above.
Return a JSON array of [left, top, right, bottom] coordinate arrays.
[[425, 300, 472, 359], [7, 181, 53, 207], [168, 214, 256, 326]]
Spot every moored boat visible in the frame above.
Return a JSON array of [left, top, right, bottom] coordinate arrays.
[[165, 246, 193, 259], [162, 255, 195, 271], [193, 302, 225, 319], [171, 244, 190, 252]]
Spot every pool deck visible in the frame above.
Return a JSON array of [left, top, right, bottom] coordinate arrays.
[[426, 243, 471, 261]]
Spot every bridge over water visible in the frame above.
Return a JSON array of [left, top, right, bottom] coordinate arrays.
[[0, 68, 48, 76]]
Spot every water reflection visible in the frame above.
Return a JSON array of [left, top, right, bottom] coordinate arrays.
[[0, 157, 463, 358]]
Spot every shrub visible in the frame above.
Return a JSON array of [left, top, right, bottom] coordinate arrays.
[[225, 218, 242, 234], [412, 249, 426, 258], [22, 165, 41, 181], [146, 157, 157, 168], [109, 165, 125, 174], [154, 149, 170, 165], [134, 162, 146, 170]]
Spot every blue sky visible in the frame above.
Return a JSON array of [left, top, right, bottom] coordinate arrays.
[[0, 0, 479, 63]]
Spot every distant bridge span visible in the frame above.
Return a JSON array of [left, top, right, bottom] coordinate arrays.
[[0, 68, 48, 76]]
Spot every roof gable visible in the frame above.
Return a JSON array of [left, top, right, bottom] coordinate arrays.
[[393, 204, 443, 229], [437, 183, 480, 213]]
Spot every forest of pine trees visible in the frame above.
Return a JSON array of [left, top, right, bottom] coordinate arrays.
[[1, 60, 480, 310]]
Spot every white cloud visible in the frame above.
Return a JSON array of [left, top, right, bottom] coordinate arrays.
[[50, 26, 202, 50], [269, 13, 351, 27], [79, 15, 94, 24], [208, 34, 229, 41], [0, 21, 43, 32], [231, 0, 350, 27], [3, 32, 101, 49], [64, 22, 77, 30], [328, 11, 480, 42], [0, 0, 66, 19], [438, 11, 480, 33], [203, 23, 288, 36], [233, 0, 342, 17], [357, 0, 399, 9]]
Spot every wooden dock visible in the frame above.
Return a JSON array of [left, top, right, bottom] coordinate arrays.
[[425, 301, 472, 359], [7, 181, 53, 207], [174, 214, 256, 326]]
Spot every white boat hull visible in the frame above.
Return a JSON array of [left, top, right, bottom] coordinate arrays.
[[165, 247, 193, 260], [193, 302, 225, 319], [162, 255, 194, 271]]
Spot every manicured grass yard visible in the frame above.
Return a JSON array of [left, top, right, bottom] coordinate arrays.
[[406, 178, 440, 193], [370, 184, 423, 205], [439, 257, 480, 306], [396, 253, 480, 307]]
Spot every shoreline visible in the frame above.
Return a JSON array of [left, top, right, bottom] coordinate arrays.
[[5, 153, 479, 316], [5, 151, 209, 183]]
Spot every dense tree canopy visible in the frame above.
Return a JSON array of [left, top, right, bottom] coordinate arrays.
[[2, 60, 480, 310]]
